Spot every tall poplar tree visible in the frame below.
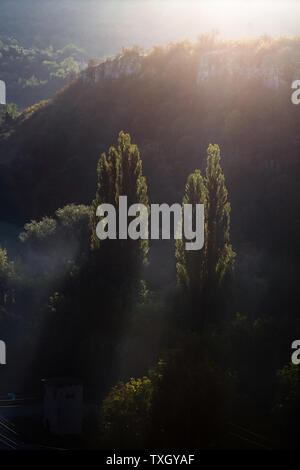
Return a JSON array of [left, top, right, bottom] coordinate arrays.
[[176, 144, 235, 324], [90, 131, 149, 286], [176, 169, 207, 291], [205, 144, 235, 286]]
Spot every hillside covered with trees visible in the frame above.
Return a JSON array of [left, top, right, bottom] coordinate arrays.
[[0, 36, 86, 109], [0, 35, 300, 449]]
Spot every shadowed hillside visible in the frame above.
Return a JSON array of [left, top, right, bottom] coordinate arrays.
[[0, 36, 299, 253], [0, 35, 300, 449]]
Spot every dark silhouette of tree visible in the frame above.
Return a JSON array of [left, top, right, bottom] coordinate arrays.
[[90, 130, 149, 291], [176, 169, 207, 291], [205, 144, 235, 287], [176, 144, 235, 327], [0, 247, 14, 308]]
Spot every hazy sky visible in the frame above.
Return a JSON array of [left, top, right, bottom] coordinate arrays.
[[126, 0, 300, 42], [1, 0, 299, 57]]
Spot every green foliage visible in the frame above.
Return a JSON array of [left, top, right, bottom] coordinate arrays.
[[273, 363, 300, 447], [90, 130, 149, 263], [1, 35, 300, 240], [20, 204, 90, 246], [19, 204, 90, 278], [0, 33, 300, 449], [101, 376, 154, 448], [0, 103, 18, 126], [150, 351, 234, 448], [205, 144, 235, 285], [55, 203, 91, 244], [101, 348, 234, 448], [176, 145, 235, 326], [19, 217, 57, 247], [0, 247, 15, 307], [277, 363, 300, 406], [0, 36, 86, 108], [176, 169, 207, 290]]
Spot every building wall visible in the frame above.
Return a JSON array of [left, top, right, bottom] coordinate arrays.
[[44, 384, 83, 436]]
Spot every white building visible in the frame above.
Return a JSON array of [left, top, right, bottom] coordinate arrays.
[[42, 378, 83, 436]]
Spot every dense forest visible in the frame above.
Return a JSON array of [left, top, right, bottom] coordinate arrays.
[[0, 34, 300, 449], [0, 36, 86, 109]]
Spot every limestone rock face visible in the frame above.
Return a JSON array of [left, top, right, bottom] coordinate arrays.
[[196, 47, 297, 90], [81, 52, 143, 84], [81, 44, 299, 92]]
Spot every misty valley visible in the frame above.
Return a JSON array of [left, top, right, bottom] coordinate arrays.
[[0, 0, 300, 453]]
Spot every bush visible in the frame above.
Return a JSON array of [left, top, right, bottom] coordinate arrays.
[[101, 348, 235, 449]]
